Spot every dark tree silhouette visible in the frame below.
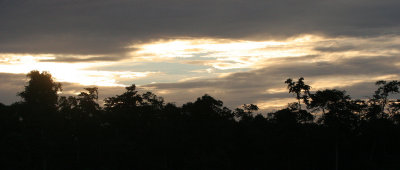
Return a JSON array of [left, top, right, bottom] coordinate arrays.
[[0, 71, 400, 169], [369, 80, 400, 120], [285, 77, 311, 109], [309, 89, 359, 126], [235, 104, 259, 120], [77, 87, 100, 117], [104, 84, 143, 112], [18, 70, 61, 111], [182, 94, 234, 120]]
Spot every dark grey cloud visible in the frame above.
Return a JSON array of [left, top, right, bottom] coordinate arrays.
[[1, 0, 400, 54], [314, 45, 356, 52], [313, 36, 400, 53]]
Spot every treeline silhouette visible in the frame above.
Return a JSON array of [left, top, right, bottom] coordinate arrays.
[[0, 70, 400, 169]]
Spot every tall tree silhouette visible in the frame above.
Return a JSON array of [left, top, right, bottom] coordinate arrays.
[[309, 89, 359, 128], [235, 104, 258, 121], [15, 70, 63, 169], [104, 84, 142, 113], [18, 70, 62, 111], [369, 80, 400, 120], [182, 94, 234, 120], [77, 87, 100, 118], [268, 103, 314, 125], [285, 77, 311, 110]]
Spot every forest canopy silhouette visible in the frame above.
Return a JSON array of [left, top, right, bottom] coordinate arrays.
[[0, 70, 400, 169]]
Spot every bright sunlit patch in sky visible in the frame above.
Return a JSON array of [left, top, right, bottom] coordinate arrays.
[[128, 35, 331, 70], [131, 38, 288, 58], [0, 54, 154, 86]]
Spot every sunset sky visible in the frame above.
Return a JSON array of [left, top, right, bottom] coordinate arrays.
[[1, 0, 400, 110]]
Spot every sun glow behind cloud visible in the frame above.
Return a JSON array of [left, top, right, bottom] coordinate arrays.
[[0, 54, 154, 86], [0, 35, 326, 88], [130, 34, 400, 70], [129, 35, 321, 69]]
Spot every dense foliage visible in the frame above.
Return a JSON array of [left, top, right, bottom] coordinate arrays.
[[0, 71, 400, 169]]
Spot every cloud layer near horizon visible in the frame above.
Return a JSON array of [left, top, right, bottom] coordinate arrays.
[[1, 51, 399, 111]]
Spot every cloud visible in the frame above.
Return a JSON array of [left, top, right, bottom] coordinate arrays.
[[142, 55, 400, 110], [0, 73, 162, 107], [0, 53, 158, 87], [39, 54, 130, 63], [1, 0, 400, 55], [1, 54, 399, 111], [314, 45, 356, 52], [0, 73, 127, 105], [125, 35, 400, 70], [0, 73, 26, 104], [60, 82, 126, 105]]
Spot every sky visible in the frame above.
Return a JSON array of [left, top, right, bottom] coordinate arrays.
[[1, 0, 400, 111]]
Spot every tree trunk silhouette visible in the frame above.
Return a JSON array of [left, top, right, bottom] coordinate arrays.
[[335, 135, 339, 170]]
